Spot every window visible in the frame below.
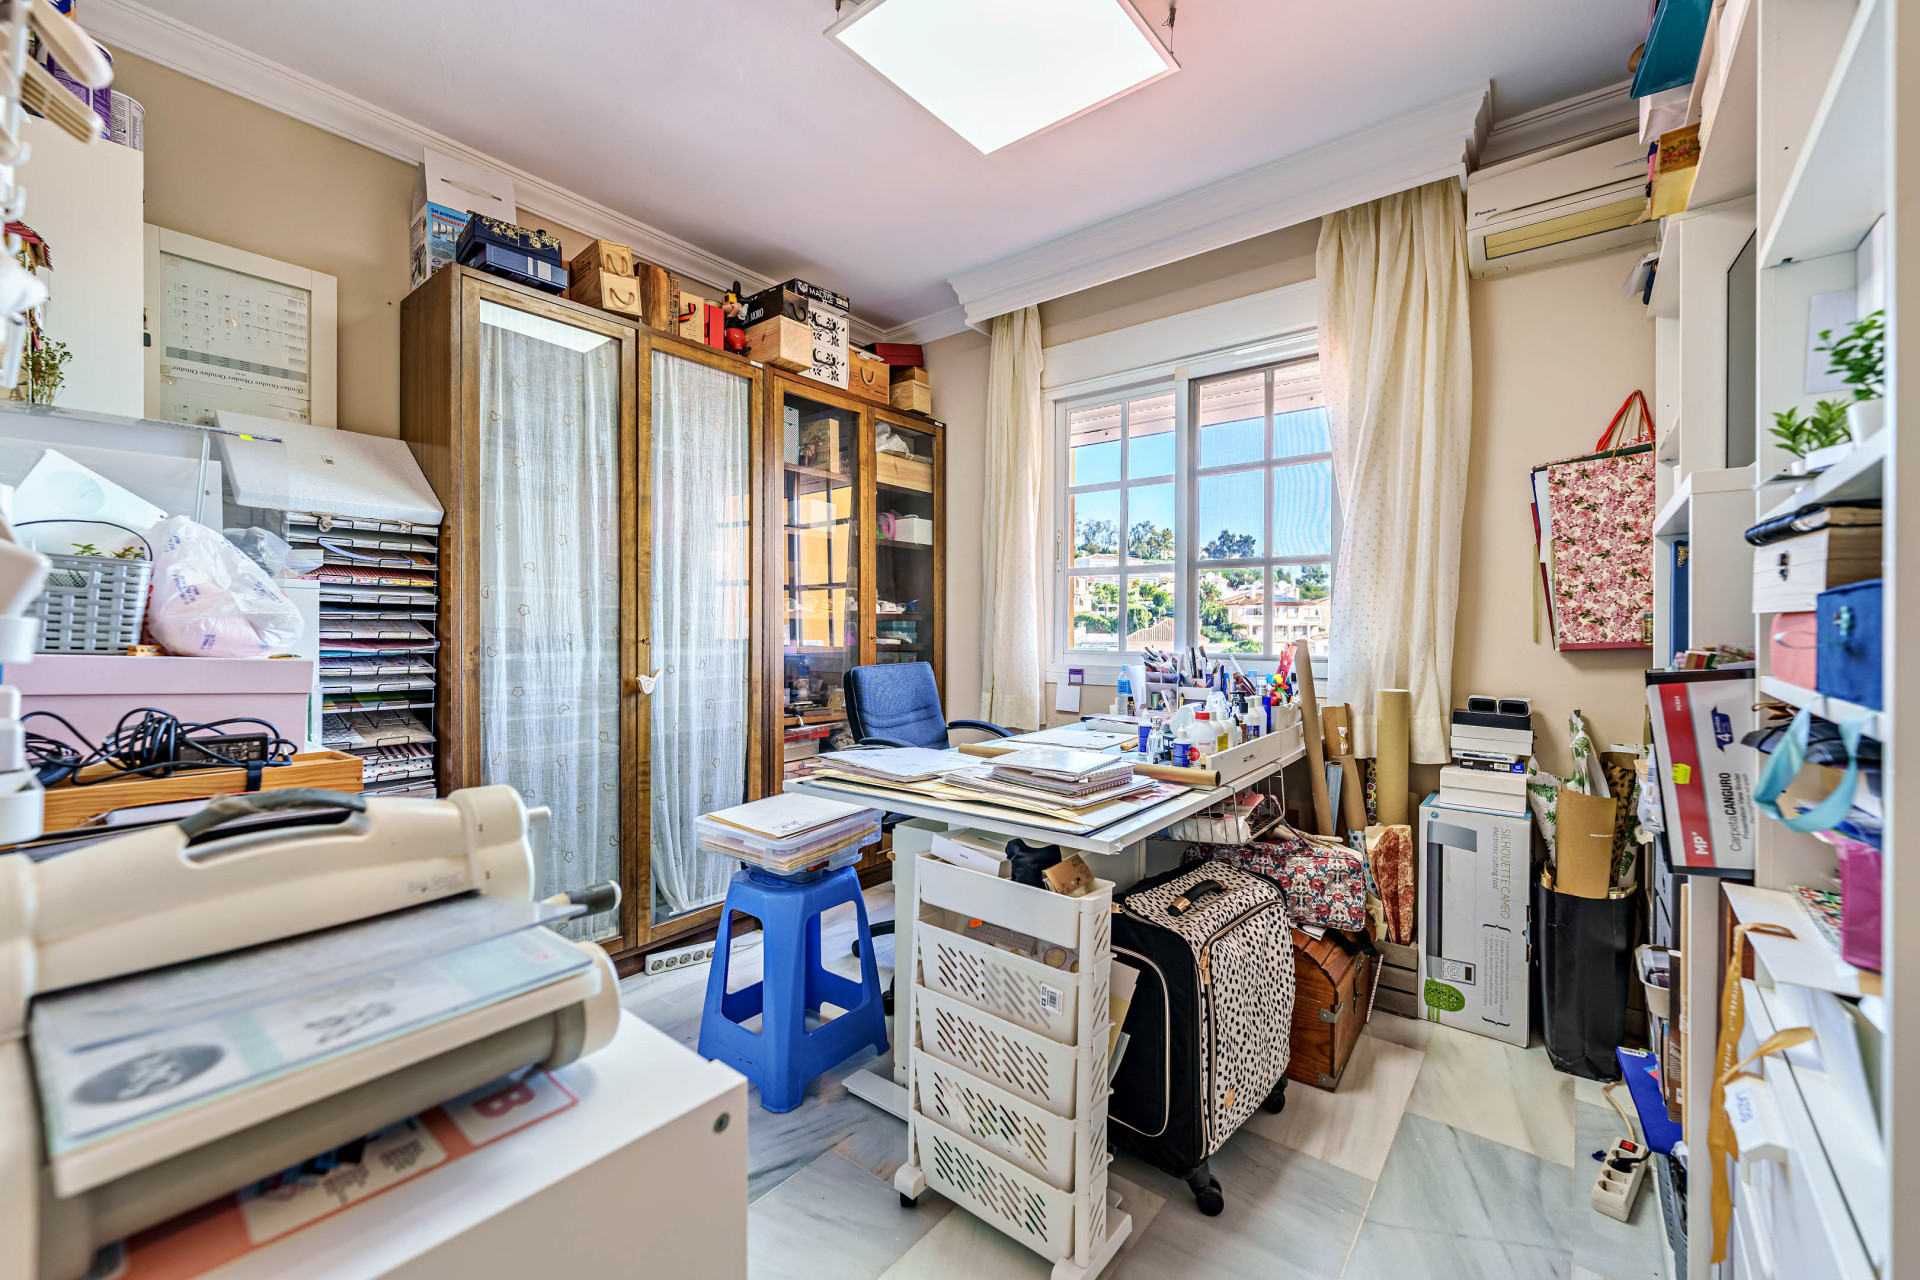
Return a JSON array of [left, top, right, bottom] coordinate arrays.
[[1058, 357, 1332, 662]]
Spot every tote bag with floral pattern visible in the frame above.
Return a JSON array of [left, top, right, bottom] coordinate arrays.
[[1536, 391, 1657, 650]]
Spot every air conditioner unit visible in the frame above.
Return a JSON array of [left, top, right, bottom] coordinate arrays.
[[1466, 134, 1656, 277]]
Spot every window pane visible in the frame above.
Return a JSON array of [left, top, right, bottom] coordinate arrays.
[[1068, 401, 1122, 485], [1198, 566, 1266, 653], [1196, 470, 1263, 560], [1127, 392, 1176, 478], [1272, 564, 1332, 644], [1272, 360, 1328, 457], [1126, 572, 1177, 649], [1197, 371, 1264, 468], [1272, 460, 1332, 556], [1125, 482, 1175, 562], [1070, 489, 1120, 567], [1068, 575, 1120, 651]]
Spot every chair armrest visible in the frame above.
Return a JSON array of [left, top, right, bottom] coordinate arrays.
[[857, 735, 918, 748], [948, 719, 1015, 738]]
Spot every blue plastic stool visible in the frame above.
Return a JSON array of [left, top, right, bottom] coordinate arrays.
[[697, 864, 890, 1113]]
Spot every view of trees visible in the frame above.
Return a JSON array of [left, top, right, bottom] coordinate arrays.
[[1127, 520, 1175, 562], [1278, 563, 1330, 600], [1201, 529, 1256, 561], [1070, 527, 1329, 652]]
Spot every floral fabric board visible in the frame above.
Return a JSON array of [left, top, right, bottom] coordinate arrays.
[[1534, 390, 1657, 650], [1180, 830, 1369, 931]]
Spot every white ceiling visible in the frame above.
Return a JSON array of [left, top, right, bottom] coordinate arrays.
[[133, 0, 1646, 330]]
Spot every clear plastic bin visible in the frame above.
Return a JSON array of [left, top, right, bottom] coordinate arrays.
[[694, 807, 882, 876]]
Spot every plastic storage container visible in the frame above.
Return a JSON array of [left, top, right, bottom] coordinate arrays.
[[1816, 579, 1882, 709], [694, 807, 881, 875]]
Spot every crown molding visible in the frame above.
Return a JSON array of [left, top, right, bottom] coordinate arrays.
[[871, 303, 972, 345], [945, 85, 1490, 328], [1478, 78, 1635, 167], [84, 0, 900, 343]]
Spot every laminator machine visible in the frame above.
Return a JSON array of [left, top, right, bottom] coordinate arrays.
[[1, 785, 623, 1280]]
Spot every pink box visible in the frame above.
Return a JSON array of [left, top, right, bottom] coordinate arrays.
[[10, 655, 315, 752], [1768, 611, 1818, 688]]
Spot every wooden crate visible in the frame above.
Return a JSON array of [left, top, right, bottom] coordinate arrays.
[[1286, 928, 1373, 1090], [568, 267, 643, 319], [42, 750, 366, 832], [847, 348, 891, 405], [636, 263, 678, 331], [890, 366, 931, 415], [875, 450, 933, 492], [745, 316, 813, 372], [569, 238, 633, 279]]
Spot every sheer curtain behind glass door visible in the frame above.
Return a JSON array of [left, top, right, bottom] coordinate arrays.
[[477, 301, 622, 943], [649, 350, 751, 921]]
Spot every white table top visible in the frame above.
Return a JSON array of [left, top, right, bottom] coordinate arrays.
[[786, 742, 1302, 857]]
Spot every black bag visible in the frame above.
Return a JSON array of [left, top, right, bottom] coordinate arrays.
[[1534, 879, 1635, 1080], [1110, 861, 1296, 1216]]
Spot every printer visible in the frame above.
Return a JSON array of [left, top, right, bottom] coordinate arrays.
[[1, 784, 622, 1280]]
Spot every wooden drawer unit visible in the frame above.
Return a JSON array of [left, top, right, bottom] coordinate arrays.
[[1751, 526, 1881, 613]]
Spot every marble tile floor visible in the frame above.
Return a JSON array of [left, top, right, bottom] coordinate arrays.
[[619, 886, 1671, 1280]]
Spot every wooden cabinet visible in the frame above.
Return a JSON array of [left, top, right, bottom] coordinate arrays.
[[402, 266, 769, 957]]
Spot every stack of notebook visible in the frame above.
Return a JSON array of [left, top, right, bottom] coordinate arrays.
[[814, 747, 957, 786], [944, 746, 1153, 810]]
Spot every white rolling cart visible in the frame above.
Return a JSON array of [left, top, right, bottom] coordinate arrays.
[[894, 852, 1131, 1280]]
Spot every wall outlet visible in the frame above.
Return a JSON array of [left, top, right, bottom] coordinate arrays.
[[646, 940, 715, 976]]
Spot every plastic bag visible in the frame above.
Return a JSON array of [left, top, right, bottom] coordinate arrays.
[[222, 526, 292, 578], [146, 516, 304, 657]]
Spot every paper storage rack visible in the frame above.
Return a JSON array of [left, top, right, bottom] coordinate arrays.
[[896, 853, 1131, 1280], [285, 513, 443, 798]]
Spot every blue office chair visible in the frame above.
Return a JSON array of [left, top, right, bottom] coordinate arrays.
[[840, 662, 1015, 979], [842, 661, 1014, 749]]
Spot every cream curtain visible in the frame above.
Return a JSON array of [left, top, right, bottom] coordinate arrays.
[[1316, 178, 1472, 763], [980, 305, 1046, 730]]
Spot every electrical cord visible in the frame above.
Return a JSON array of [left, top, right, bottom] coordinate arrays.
[[23, 707, 297, 787]]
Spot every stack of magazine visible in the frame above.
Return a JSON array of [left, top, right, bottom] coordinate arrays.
[[30, 896, 591, 1164], [945, 746, 1154, 811]]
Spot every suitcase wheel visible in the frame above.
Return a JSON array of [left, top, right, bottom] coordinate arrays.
[[1185, 1168, 1225, 1216], [1261, 1079, 1289, 1114]]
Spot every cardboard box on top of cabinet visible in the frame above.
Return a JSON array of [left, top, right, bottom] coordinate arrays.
[[890, 366, 932, 415], [1417, 797, 1533, 1048], [745, 316, 812, 372], [410, 148, 515, 290], [745, 280, 851, 390]]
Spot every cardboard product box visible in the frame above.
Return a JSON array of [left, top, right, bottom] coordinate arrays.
[[460, 243, 566, 295], [1418, 796, 1533, 1047], [803, 299, 851, 390], [570, 239, 633, 279], [410, 148, 515, 289], [744, 316, 813, 372], [742, 279, 852, 327], [847, 348, 891, 404], [1645, 670, 1756, 876], [568, 267, 643, 318], [703, 302, 726, 349], [874, 342, 925, 367]]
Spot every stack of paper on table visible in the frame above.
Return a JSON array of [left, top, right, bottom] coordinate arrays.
[[814, 747, 958, 784], [696, 793, 882, 872], [1007, 726, 1138, 751]]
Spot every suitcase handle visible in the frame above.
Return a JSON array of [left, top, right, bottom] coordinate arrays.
[[1167, 879, 1226, 917]]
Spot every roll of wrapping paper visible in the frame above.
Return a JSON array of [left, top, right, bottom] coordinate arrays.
[[1375, 689, 1410, 826], [954, 740, 1219, 787], [1294, 640, 1333, 834]]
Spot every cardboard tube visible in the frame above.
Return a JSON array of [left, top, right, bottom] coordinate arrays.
[[1376, 689, 1410, 826], [1338, 755, 1367, 833], [1294, 641, 1333, 834]]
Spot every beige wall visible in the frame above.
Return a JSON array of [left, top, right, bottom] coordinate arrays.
[[110, 49, 593, 438], [1457, 245, 1655, 779], [924, 327, 990, 720]]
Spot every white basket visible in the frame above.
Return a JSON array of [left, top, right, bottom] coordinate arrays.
[[915, 984, 1095, 1119], [917, 912, 1084, 1043], [912, 1050, 1107, 1191], [911, 1110, 1110, 1266]]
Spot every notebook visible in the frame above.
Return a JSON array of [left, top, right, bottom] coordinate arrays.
[[703, 793, 872, 839], [987, 746, 1129, 781]]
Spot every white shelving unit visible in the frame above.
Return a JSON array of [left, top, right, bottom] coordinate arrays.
[[895, 853, 1131, 1279], [1645, 1, 1909, 1275]]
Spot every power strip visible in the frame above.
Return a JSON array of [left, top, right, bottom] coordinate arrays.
[[645, 939, 716, 976], [1590, 1138, 1649, 1222]]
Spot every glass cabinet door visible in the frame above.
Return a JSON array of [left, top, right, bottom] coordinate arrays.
[[647, 348, 754, 926], [475, 299, 625, 944], [873, 414, 938, 679], [780, 389, 862, 780]]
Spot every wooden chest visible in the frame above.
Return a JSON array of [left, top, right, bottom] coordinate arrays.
[[1287, 928, 1375, 1091], [847, 348, 891, 404]]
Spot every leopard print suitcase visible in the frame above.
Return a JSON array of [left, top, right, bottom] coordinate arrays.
[[1109, 861, 1295, 1216]]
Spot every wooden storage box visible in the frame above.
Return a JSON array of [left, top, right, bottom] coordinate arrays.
[[41, 749, 364, 832], [1286, 928, 1374, 1091], [635, 263, 679, 332], [568, 267, 643, 318], [847, 348, 891, 405], [890, 365, 932, 414], [676, 288, 709, 341], [1750, 526, 1882, 613], [746, 316, 813, 372], [875, 450, 934, 492], [569, 238, 633, 279]]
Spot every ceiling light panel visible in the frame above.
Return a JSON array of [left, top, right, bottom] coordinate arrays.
[[827, 0, 1178, 155]]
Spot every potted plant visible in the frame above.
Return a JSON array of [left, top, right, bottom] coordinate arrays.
[[1769, 398, 1853, 473], [1816, 310, 1885, 441]]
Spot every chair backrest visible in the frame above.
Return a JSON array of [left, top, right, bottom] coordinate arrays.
[[843, 662, 949, 750]]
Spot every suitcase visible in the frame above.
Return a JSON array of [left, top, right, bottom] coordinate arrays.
[[1110, 861, 1296, 1216], [1288, 928, 1378, 1091]]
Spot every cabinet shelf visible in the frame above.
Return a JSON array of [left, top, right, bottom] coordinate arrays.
[[876, 537, 933, 552], [784, 462, 853, 486], [1759, 0, 1886, 266], [1758, 676, 1884, 741], [1756, 430, 1886, 522]]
